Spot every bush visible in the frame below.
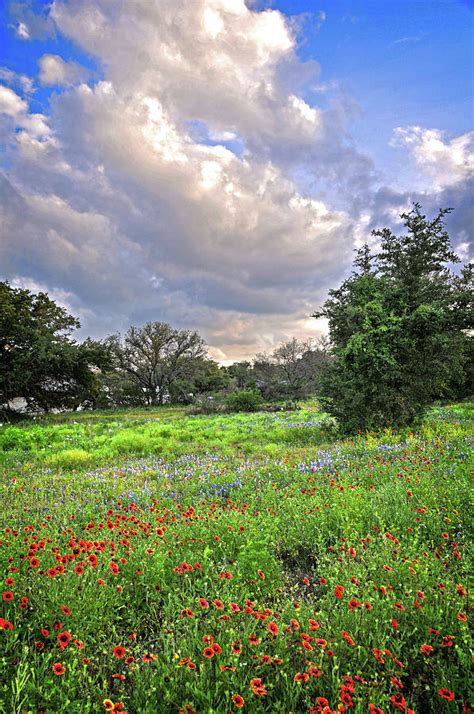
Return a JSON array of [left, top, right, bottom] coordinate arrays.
[[0, 426, 29, 451], [225, 389, 263, 412]]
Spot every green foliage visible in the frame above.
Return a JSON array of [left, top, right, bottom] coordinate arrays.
[[316, 205, 473, 432], [0, 282, 111, 416], [0, 404, 335, 469], [225, 388, 264, 412]]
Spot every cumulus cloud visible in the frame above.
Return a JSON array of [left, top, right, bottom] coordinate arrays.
[[0, 1, 471, 359], [367, 128, 474, 262], [0, 84, 50, 139], [38, 54, 89, 86], [391, 126, 474, 189]]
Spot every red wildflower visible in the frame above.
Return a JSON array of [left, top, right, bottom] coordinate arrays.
[[113, 646, 126, 659], [57, 631, 72, 649], [341, 630, 355, 646], [52, 663, 65, 675], [232, 695, 244, 708], [439, 689, 455, 701], [267, 622, 279, 636]]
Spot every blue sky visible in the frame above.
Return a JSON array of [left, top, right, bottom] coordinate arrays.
[[270, 0, 474, 185], [0, 1, 472, 360]]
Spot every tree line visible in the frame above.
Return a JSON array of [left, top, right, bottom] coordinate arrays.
[[0, 287, 329, 417], [1, 205, 472, 430]]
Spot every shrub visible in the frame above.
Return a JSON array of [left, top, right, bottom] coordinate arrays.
[[0, 426, 30, 451], [225, 388, 263, 412]]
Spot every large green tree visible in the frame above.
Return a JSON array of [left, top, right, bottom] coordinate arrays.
[[109, 322, 207, 405], [314, 205, 473, 432], [0, 282, 111, 416]]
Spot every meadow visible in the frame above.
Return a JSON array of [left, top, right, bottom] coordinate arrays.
[[0, 403, 472, 713]]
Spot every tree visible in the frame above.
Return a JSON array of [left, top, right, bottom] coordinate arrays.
[[225, 361, 256, 390], [110, 322, 206, 405], [315, 205, 473, 432], [253, 338, 330, 400], [168, 357, 230, 404], [0, 282, 110, 416]]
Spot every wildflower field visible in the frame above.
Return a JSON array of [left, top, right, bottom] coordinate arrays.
[[0, 404, 472, 714]]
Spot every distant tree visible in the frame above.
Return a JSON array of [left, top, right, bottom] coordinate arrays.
[[0, 282, 110, 416], [110, 322, 206, 405], [314, 205, 473, 432], [225, 361, 256, 390], [254, 338, 330, 400], [168, 357, 230, 403], [95, 370, 145, 409]]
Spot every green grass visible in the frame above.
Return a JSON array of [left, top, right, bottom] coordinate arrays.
[[0, 407, 336, 471], [0, 403, 472, 713]]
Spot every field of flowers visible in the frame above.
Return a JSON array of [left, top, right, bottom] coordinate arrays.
[[0, 404, 472, 713]]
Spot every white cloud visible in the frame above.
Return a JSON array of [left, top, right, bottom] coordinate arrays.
[[0, 84, 28, 116], [16, 22, 30, 39], [0, 67, 35, 94], [0, 84, 50, 138], [1, 0, 470, 360], [49, 0, 323, 158], [391, 126, 474, 189], [38, 54, 88, 86]]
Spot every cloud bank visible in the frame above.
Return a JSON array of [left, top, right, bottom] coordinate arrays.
[[0, 0, 472, 361]]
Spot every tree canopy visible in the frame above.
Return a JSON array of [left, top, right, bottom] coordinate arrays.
[[314, 205, 473, 432], [109, 322, 207, 405], [0, 282, 110, 416]]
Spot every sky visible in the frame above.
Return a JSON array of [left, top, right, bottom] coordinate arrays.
[[0, 0, 473, 363]]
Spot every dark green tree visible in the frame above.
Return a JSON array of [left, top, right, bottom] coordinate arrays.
[[168, 357, 230, 404], [0, 282, 111, 416], [314, 205, 473, 432]]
